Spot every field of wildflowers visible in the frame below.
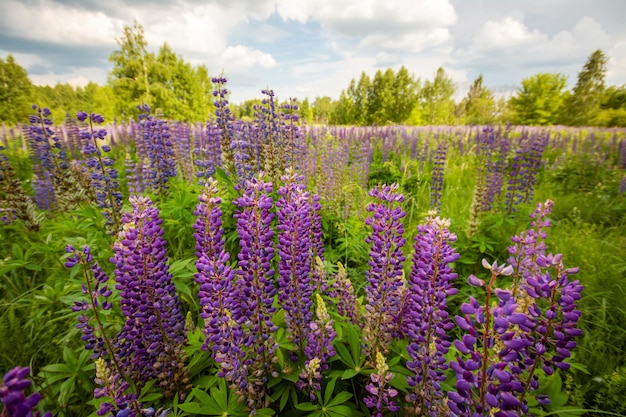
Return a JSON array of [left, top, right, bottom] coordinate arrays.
[[1, 79, 625, 417]]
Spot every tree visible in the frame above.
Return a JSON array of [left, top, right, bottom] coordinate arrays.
[[299, 97, 313, 124], [560, 49, 608, 126], [108, 20, 154, 119], [366, 68, 396, 124], [509, 73, 567, 125], [391, 66, 419, 123], [349, 72, 371, 125], [330, 90, 353, 125], [312, 96, 333, 124], [0, 55, 34, 123], [460, 75, 496, 125], [420, 67, 456, 125]]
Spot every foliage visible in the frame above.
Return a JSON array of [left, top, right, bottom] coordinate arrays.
[[510, 73, 568, 126]]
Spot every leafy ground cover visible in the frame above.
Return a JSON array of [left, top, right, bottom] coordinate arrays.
[[1, 93, 625, 417]]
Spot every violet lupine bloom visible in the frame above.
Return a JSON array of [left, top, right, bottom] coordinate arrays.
[[232, 175, 278, 410], [405, 214, 459, 415], [195, 252, 248, 394], [429, 141, 448, 213], [125, 158, 146, 196], [447, 261, 521, 417], [28, 105, 68, 175], [212, 77, 236, 176], [527, 254, 583, 376], [276, 169, 315, 356], [111, 195, 188, 398], [192, 177, 225, 260], [363, 351, 400, 417], [1, 367, 51, 417], [364, 184, 407, 357], [136, 104, 177, 195], [297, 294, 337, 401], [507, 200, 553, 298], [193, 174, 248, 392], [65, 244, 114, 360], [329, 262, 360, 326], [93, 358, 140, 417], [77, 111, 123, 233]]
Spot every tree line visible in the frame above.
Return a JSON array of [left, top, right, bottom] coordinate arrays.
[[1, 21, 625, 127]]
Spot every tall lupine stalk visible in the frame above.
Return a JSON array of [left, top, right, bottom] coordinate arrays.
[[405, 213, 459, 415], [1, 367, 51, 417], [297, 294, 337, 401], [276, 169, 315, 357], [0, 147, 43, 231], [193, 178, 248, 394], [137, 105, 177, 195], [112, 196, 189, 399], [212, 77, 236, 176], [257, 89, 283, 184], [429, 141, 447, 213], [364, 351, 400, 417], [233, 175, 278, 411], [507, 200, 553, 299], [448, 205, 583, 416], [77, 111, 123, 233], [171, 122, 194, 182], [64, 245, 141, 417], [364, 184, 406, 358], [193, 121, 222, 185], [329, 262, 360, 326], [28, 105, 88, 211], [280, 98, 306, 177]]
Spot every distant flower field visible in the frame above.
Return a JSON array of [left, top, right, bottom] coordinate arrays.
[[1, 80, 626, 417]]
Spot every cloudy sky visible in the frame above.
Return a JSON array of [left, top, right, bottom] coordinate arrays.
[[1, 0, 625, 103]]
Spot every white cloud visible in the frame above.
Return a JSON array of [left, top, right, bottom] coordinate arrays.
[[275, 0, 456, 52], [473, 17, 543, 49], [0, 0, 122, 46], [220, 45, 277, 72]]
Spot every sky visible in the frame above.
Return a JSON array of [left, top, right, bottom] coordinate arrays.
[[1, 0, 625, 103]]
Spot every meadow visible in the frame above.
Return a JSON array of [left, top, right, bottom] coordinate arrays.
[[1, 84, 625, 417]]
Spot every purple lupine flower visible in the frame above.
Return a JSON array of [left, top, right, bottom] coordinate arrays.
[[77, 111, 123, 233], [93, 358, 140, 417], [137, 104, 177, 195], [195, 252, 248, 394], [364, 184, 406, 357], [0, 367, 51, 417], [212, 77, 236, 176], [430, 141, 448, 213], [193, 158, 248, 393], [363, 351, 400, 417], [171, 122, 194, 182], [329, 262, 360, 326], [65, 244, 115, 361], [27, 105, 68, 175], [405, 214, 459, 415], [192, 177, 225, 260], [448, 259, 521, 416], [0, 147, 43, 231], [507, 200, 553, 297], [276, 169, 315, 356], [279, 97, 307, 176], [232, 175, 278, 411], [112, 195, 188, 398], [297, 294, 337, 401], [194, 121, 222, 184], [125, 158, 146, 196]]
